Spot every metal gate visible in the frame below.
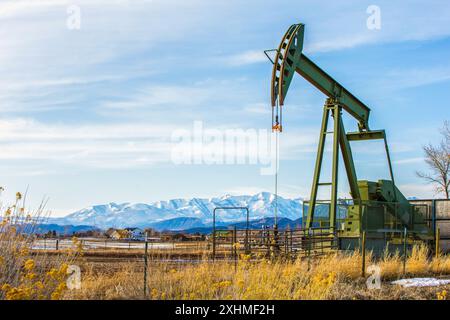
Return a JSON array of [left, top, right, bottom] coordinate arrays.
[[410, 199, 450, 253]]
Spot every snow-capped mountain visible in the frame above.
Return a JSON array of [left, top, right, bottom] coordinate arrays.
[[53, 192, 304, 229]]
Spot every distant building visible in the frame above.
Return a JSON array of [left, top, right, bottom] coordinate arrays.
[[109, 229, 129, 240], [105, 228, 116, 238], [124, 227, 145, 240], [144, 228, 159, 237], [160, 232, 186, 242], [106, 227, 145, 240], [159, 232, 204, 242]]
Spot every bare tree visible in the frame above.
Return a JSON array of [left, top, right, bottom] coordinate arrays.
[[417, 121, 450, 199], [443, 120, 450, 151]]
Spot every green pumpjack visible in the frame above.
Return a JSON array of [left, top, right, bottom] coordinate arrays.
[[268, 23, 433, 253]]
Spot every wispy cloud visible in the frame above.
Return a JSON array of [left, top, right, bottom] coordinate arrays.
[[380, 67, 450, 91], [0, 118, 177, 169], [307, 34, 375, 53], [224, 50, 268, 66], [394, 157, 424, 165], [399, 183, 435, 199], [0, 0, 69, 18], [243, 103, 271, 115], [0, 116, 321, 173], [100, 85, 212, 111]]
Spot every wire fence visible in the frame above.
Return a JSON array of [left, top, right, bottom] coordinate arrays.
[[30, 238, 209, 254], [211, 227, 339, 260]]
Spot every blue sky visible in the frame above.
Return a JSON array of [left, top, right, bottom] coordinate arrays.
[[0, 0, 449, 216]]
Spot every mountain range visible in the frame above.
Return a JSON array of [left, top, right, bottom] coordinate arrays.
[[51, 192, 305, 230]]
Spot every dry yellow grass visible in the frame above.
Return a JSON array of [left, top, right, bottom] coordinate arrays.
[[1, 193, 449, 300], [66, 248, 450, 300], [0, 193, 78, 300]]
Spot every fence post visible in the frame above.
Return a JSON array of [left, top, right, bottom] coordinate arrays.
[[435, 228, 440, 259], [307, 229, 312, 271], [56, 239, 59, 251], [230, 230, 234, 258], [212, 230, 216, 262], [290, 229, 293, 254], [361, 231, 366, 278], [303, 228, 306, 253], [233, 226, 237, 272], [143, 232, 149, 298], [245, 228, 249, 255], [320, 229, 324, 255], [284, 231, 288, 255], [403, 228, 407, 275]]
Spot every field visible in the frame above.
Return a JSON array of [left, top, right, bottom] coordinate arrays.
[[3, 238, 449, 300], [1, 203, 449, 301], [58, 244, 449, 300]]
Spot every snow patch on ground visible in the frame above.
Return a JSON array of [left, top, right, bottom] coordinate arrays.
[[392, 278, 450, 288]]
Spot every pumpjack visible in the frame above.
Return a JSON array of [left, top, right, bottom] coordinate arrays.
[[269, 24, 433, 251]]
